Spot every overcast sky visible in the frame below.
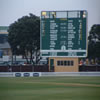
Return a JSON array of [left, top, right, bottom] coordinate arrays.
[[0, 0, 100, 31]]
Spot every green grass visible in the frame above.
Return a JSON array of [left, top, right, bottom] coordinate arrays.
[[0, 76, 100, 100]]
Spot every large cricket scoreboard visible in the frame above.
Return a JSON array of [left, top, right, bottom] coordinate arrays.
[[40, 11, 87, 57]]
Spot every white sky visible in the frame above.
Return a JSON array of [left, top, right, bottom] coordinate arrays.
[[0, 0, 100, 31]]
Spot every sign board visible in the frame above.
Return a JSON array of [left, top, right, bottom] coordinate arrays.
[[40, 11, 87, 57]]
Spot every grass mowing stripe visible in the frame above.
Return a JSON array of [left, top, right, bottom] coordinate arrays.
[[24, 81, 100, 87]]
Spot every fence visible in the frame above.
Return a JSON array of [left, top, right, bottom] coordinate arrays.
[[79, 65, 100, 71], [0, 65, 49, 72], [0, 65, 100, 72], [0, 72, 100, 77]]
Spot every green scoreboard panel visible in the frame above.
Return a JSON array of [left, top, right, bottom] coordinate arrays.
[[40, 11, 87, 57]]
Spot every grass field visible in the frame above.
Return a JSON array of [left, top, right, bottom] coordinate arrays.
[[0, 76, 100, 100]]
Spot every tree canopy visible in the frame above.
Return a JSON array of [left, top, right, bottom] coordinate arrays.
[[88, 24, 100, 59], [8, 13, 40, 64]]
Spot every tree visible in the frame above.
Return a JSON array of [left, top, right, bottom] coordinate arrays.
[[88, 24, 100, 59], [8, 13, 40, 64]]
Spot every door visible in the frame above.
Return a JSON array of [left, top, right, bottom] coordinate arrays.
[[50, 59, 54, 72]]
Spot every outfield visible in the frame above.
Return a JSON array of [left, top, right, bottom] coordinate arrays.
[[0, 76, 100, 100]]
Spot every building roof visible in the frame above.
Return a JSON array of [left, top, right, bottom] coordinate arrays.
[[0, 26, 8, 31], [0, 26, 8, 34]]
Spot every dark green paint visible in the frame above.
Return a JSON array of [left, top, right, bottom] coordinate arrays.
[[40, 11, 87, 57]]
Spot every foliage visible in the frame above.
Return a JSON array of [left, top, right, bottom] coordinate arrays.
[[88, 24, 100, 59], [8, 13, 40, 64]]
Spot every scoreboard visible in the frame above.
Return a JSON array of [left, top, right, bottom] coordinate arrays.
[[40, 11, 87, 57]]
